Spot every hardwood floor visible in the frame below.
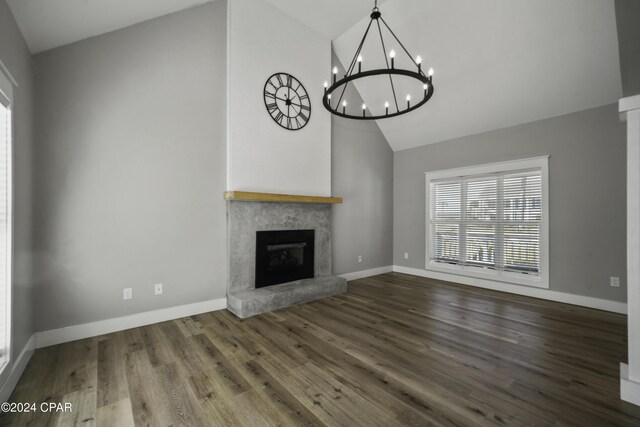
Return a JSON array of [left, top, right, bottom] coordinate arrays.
[[2, 272, 640, 426]]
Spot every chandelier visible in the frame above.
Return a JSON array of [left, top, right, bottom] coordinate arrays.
[[322, 0, 435, 120]]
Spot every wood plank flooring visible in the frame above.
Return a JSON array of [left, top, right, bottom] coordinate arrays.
[[2, 272, 640, 426]]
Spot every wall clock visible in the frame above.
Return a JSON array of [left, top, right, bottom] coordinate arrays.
[[263, 72, 311, 131]]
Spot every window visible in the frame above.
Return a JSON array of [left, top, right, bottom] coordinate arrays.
[[426, 157, 548, 288], [0, 66, 12, 378]]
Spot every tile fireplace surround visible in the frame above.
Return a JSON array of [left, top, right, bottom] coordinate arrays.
[[225, 192, 347, 318]]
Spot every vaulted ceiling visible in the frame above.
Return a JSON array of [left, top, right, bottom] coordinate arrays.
[[6, 0, 624, 151], [6, 0, 385, 53], [262, 0, 388, 40], [331, 0, 622, 151], [6, 0, 215, 53]]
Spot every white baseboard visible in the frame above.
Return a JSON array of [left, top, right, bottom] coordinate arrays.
[[339, 265, 393, 281], [621, 363, 640, 406], [0, 334, 36, 403], [392, 265, 627, 314], [35, 297, 227, 349]]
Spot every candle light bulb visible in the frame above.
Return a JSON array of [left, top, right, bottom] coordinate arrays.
[[323, 81, 328, 88], [328, 94, 332, 99], [343, 100, 347, 107], [357, 55, 363, 63], [423, 84, 429, 90], [385, 101, 389, 108], [428, 67, 434, 77], [389, 49, 396, 58], [416, 55, 422, 64], [406, 94, 411, 101], [362, 103, 366, 110], [333, 66, 338, 74]]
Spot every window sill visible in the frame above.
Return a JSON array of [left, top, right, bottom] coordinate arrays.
[[426, 261, 549, 289]]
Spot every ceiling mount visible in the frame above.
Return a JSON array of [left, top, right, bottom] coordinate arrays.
[[322, 0, 435, 121]]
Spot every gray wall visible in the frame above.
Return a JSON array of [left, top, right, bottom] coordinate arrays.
[[331, 49, 394, 275], [33, 1, 228, 331], [615, 0, 640, 97], [0, 0, 35, 365], [394, 104, 627, 302]]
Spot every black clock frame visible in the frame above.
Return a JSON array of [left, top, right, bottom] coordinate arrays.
[[263, 72, 311, 131]]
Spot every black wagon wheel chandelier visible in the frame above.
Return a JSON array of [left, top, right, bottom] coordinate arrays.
[[322, 0, 435, 120]]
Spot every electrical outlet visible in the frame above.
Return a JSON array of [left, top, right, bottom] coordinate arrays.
[[154, 283, 163, 295], [357, 255, 362, 263], [610, 277, 620, 288], [123, 288, 132, 300], [404, 252, 409, 259]]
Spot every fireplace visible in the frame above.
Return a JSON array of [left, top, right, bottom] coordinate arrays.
[[255, 229, 315, 288], [227, 198, 346, 318]]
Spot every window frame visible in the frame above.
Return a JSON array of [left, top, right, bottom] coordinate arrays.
[[425, 156, 549, 289], [0, 64, 13, 384]]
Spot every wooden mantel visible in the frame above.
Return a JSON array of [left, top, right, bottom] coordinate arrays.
[[224, 191, 342, 204]]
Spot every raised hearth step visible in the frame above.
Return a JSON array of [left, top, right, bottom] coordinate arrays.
[[227, 275, 347, 319]]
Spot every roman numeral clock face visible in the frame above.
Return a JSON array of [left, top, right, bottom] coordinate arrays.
[[263, 73, 311, 131]]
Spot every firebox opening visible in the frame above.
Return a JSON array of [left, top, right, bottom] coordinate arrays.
[[255, 229, 315, 288]]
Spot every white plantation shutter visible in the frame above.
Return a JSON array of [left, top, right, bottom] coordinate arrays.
[[465, 177, 498, 268], [503, 171, 541, 273], [0, 74, 11, 372], [431, 182, 460, 262], [429, 167, 542, 277]]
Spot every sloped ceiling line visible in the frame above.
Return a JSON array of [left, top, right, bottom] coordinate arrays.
[[332, 0, 622, 151], [7, 0, 623, 152]]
